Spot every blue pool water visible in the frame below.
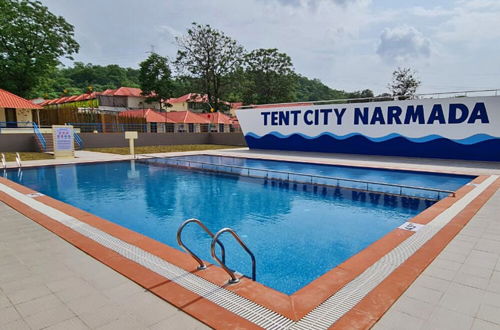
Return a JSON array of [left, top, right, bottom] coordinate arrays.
[[167, 155, 473, 198], [4, 158, 472, 294]]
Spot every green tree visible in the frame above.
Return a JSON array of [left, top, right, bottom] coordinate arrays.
[[242, 48, 296, 104], [388, 67, 421, 98], [294, 75, 345, 101], [0, 0, 79, 97], [175, 23, 245, 111], [171, 75, 200, 97], [345, 89, 374, 100], [139, 53, 174, 110]]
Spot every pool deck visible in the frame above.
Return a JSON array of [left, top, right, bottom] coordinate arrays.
[[0, 201, 209, 330], [1, 148, 499, 329]]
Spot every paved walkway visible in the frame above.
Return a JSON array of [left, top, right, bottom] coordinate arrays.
[[374, 190, 500, 330], [0, 202, 208, 330]]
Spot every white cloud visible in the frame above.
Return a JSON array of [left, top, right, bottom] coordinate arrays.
[[38, 0, 500, 94], [376, 26, 431, 63], [433, 2, 500, 45], [260, 0, 368, 9], [410, 6, 453, 18]]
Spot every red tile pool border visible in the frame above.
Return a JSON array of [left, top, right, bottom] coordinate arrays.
[[0, 171, 497, 329]]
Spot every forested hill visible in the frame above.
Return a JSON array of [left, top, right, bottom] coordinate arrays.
[[33, 62, 373, 103]]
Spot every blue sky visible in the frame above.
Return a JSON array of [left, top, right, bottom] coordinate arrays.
[[40, 0, 500, 95]]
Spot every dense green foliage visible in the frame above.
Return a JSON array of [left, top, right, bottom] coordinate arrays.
[[175, 23, 245, 111], [31, 62, 141, 98], [32, 62, 374, 105], [139, 53, 175, 109], [242, 48, 296, 104], [0, 0, 79, 97]]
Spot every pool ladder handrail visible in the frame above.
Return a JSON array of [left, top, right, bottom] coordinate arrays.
[[0, 153, 21, 169], [211, 228, 256, 284], [15, 152, 22, 168], [176, 218, 226, 270]]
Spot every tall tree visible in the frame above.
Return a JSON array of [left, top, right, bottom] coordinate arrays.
[[175, 23, 244, 111], [0, 0, 79, 97], [388, 67, 421, 98], [243, 48, 296, 104], [139, 53, 174, 110]]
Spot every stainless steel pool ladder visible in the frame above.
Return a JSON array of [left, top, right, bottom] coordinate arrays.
[[1, 153, 6, 169], [211, 228, 256, 284], [15, 153, 22, 168], [176, 218, 226, 270]]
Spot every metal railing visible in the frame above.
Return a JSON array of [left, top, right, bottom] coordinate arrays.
[[68, 122, 240, 134], [32, 122, 47, 151], [1, 153, 23, 170], [68, 122, 149, 133], [176, 218, 226, 270], [140, 156, 455, 200], [0, 121, 34, 133], [73, 131, 84, 149], [211, 228, 256, 284], [15, 153, 22, 168], [238, 88, 500, 110]]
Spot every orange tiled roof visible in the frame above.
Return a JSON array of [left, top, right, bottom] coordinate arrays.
[[164, 110, 210, 124], [198, 112, 233, 124], [111, 87, 144, 97], [167, 93, 208, 104], [119, 109, 175, 123], [0, 89, 42, 109]]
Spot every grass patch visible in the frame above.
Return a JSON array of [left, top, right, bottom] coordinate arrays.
[[2, 152, 53, 162], [86, 144, 241, 155]]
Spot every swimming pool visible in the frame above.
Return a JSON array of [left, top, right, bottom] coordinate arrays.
[[147, 154, 473, 199], [3, 158, 472, 294]]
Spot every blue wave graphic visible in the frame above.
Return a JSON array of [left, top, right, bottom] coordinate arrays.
[[244, 132, 500, 161], [245, 132, 498, 145]]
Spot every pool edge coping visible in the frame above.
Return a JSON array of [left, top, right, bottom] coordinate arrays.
[[0, 167, 497, 328]]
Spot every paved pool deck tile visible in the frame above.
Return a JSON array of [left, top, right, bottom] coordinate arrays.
[[0, 202, 209, 330], [373, 190, 500, 330]]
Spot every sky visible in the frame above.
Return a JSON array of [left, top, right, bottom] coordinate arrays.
[[39, 0, 500, 95]]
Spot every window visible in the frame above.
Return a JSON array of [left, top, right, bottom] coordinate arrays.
[[150, 122, 157, 133], [200, 124, 209, 132], [165, 123, 174, 132]]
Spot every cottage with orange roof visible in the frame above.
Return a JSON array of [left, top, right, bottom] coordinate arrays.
[[41, 87, 160, 113], [0, 89, 42, 130], [166, 93, 242, 114], [163, 110, 210, 133], [198, 112, 234, 133], [98, 87, 160, 111], [166, 93, 209, 112], [119, 109, 175, 133]]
